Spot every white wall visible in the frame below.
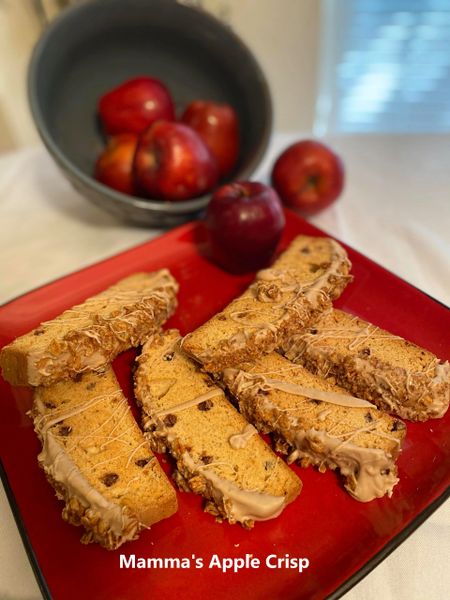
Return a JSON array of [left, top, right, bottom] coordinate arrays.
[[0, 0, 320, 152]]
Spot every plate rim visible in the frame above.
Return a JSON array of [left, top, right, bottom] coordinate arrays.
[[1, 215, 448, 312], [1, 212, 449, 599]]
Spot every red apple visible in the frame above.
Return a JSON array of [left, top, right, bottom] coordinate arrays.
[[94, 133, 138, 195], [98, 77, 175, 135], [181, 101, 239, 177], [271, 140, 344, 215], [134, 121, 219, 200], [204, 181, 285, 273]]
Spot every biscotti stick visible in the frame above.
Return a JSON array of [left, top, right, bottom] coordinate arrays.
[[282, 309, 450, 421], [134, 330, 301, 528], [222, 352, 406, 502], [183, 235, 352, 372], [0, 270, 178, 387], [32, 368, 177, 550]]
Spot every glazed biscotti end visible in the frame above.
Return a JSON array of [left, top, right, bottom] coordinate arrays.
[[183, 235, 352, 373], [135, 329, 301, 528], [0, 269, 179, 387], [32, 368, 177, 549], [222, 352, 406, 503]]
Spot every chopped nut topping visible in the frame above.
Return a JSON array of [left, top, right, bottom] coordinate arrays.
[[381, 468, 391, 475], [86, 382, 96, 391], [101, 473, 119, 487], [201, 455, 213, 465], [365, 412, 374, 423], [198, 399, 213, 411], [44, 402, 56, 409], [73, 373, 83, 382], [309, 399, 321, 405], [163, 414, 177, 427], [216, 314, 227, 321], [264, 461, 274, 470], [309, 263, 321, 273], [33, 328, 45, 336], [300, 246, 311, 254], [163, 352, 174, 361]]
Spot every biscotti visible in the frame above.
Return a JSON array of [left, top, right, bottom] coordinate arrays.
[[134, 330, 301, 528], [183, 235, 352, 372], [32, 368, 177, 550], [222, 352, 406, 502], [0, 270, 178, 387], [282, 308, 450, 421]]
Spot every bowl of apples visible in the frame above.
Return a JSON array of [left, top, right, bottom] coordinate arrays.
[[28, 0, 272, 227]]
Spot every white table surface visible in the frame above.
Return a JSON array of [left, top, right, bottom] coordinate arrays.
[[0, 134, 449, 600]]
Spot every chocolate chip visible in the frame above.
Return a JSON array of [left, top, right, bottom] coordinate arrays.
[[310, 329, 318, 335], [59, 425, 72, 436], [365, 412, 374, 423], [44, 402, 56, 409], [359, 347, 371, 358], [102, 473, 119, 487], [309, 263, 321, 273], [33, 328, 45, 336], [202, 376, 215, 388], [300, 247, 310, 254], [73, 373, 83, 382], [135, 458, 153, 468], [391, 420, 405, 432], [163, 352, 174, 361], [198, 400, 213, 411], [86, 382, 96, 391], [163, 414, 177, 427], [381, 468, 390, 475], [201, 455, 213, 465]]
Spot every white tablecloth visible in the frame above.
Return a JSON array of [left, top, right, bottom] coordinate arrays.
[[0, 134, 449, 600]]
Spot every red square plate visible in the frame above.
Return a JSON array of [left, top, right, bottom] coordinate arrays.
[[1, 210, 449, 600]]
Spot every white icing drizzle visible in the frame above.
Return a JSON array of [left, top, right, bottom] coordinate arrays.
[[264, 379, 376, 409], [25, 270, 178, 385], [285, 312, 450, 420], [223, 369, 376, 409], [182, 452, 286, 523], [34, 390, 122, 433], [151, 389, 223, 418], [228, 424, 258, 449], [183, 237, 351, 365]]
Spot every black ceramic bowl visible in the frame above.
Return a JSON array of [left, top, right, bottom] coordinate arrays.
[[28, 0, 272, 227]]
